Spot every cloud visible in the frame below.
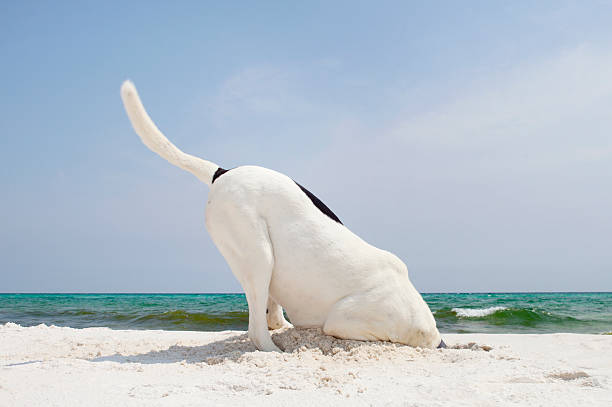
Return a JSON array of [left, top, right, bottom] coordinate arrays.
[[211, 67, 305, 120], [297, 44, 612, 189], [387, 45, 612, 167]]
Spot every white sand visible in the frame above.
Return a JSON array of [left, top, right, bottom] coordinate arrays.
[[1, 323, 611, 406]]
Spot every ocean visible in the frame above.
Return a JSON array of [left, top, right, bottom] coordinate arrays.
[[1, 292, 610, 334]]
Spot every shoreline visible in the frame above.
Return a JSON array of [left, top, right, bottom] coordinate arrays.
[[1, 323, 611, 406], [3, 292, 611, 335]]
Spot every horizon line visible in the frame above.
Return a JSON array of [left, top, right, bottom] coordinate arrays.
[[1, 291, 611, 295]]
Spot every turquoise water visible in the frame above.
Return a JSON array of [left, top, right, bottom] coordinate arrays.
[[0, 293, 610, 334]]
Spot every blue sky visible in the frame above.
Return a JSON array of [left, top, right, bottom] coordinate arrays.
[[1, 1, 611, 292]]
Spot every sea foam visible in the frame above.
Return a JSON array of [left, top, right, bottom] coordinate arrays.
[[452, 306, 507, 318]]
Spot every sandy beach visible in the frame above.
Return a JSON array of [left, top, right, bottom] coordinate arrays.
[[0, 323, 610, 406]]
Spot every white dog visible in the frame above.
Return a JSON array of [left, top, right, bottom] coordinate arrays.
[[121, 81, 443, 351]]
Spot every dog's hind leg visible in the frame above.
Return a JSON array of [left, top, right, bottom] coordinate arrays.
[[207, 208, 281, 352], [229, 245, 280, 351], [242, 273, 280, 351], [267, 297, 292, 330], [322, 288, 440, 347], [322, 293, 388, 342]]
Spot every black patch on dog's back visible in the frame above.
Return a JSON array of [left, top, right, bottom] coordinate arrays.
[[212, 166, 341, 224], [212, 167, 229, 184], [295, 182, 343, 225]]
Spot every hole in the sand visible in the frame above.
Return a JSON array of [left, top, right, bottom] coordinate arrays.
[[270, 328, 401, 355]]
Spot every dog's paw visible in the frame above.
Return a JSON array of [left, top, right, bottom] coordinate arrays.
[[268, 320, 293, 330], [278, 321, 294, 329]]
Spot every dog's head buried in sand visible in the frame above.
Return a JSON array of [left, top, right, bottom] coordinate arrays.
[[121, 81, 445, 352]]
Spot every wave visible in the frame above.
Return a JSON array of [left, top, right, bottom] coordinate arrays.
[[131, 309, 249, 327], [433, 306, 585, 328], [0, 308, 250, 331], [451, 306, 507, 318]]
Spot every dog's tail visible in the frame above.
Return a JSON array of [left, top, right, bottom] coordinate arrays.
[[120, 80, 218, 186]]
